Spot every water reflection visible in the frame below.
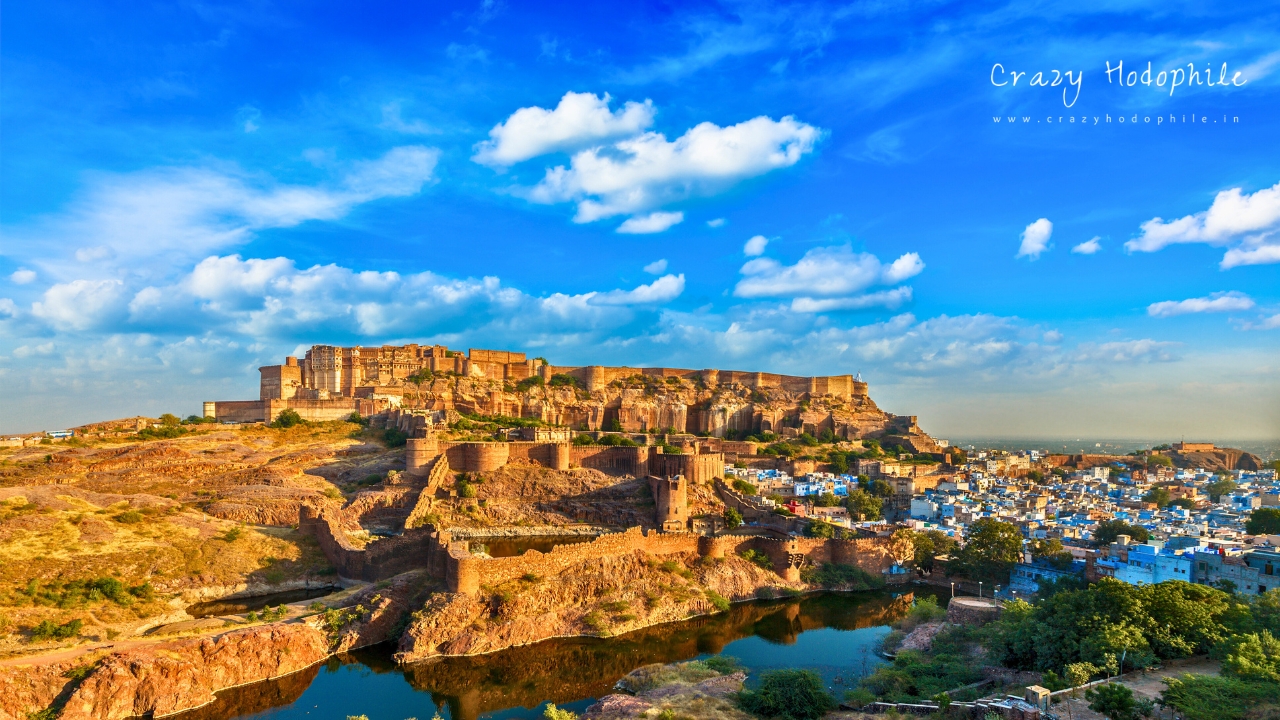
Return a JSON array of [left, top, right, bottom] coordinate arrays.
[[174, 590, 924, 720], [468, 535, 595, 558], [186, 587, 340, 619]]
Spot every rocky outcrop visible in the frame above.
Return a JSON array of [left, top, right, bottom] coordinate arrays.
[[583, 662, 750, 720], [0, 572, 422, 720], [1168, 447, 1264, 472], [395, 551, 798, 662]]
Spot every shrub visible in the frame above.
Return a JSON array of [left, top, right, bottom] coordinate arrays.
[[223, 526, 243, 542], [739, 549, 774, 570], [30, 619, 83, 641], [382, 427, 408, 447], [737, 669, 835, 720], [582, 611, 608, 632], [547, 373, 585, 389], [1085, 682, 1135, 720], [543, 704, 578, 720], [800, 563, 883, 590], [731, 478, 757, 496], [1160, 673, 1280, 720], [270, 409, 305, 429], [705, 590, 731, 613], [458, 480, 478, 498], [114, 510, 144, 524], [515, 376, 545, 392], [345, 412, 368, 426]]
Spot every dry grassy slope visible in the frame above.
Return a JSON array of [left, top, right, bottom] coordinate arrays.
[[0, 421, 404, 655], [414, 464, 727, 529]]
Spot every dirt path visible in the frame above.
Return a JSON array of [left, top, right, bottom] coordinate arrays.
[[0, 638, 151, 668]]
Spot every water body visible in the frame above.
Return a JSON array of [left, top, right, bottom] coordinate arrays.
[[468, 535, 596, 558], [186, 587, 341, 619], [173, 589, 934, 720]]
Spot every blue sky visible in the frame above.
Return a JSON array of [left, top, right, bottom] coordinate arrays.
[[2, 0, 1278, 439]]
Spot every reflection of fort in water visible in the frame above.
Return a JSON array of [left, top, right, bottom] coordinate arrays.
[[173, 592, 914, 720]]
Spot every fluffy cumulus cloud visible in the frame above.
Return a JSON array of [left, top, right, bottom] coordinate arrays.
[[743, 235, 768, 256], [616, 211, 684, 234], [643, 259, 668, 274], [1127, 181, 1280, 268], [32, 279, 127, 331], [733, 245, 923, 309], [1017, 218, 1053, 260], [473, 92, 655, 167], [9, 269, 37, 285], [1073, 339, 1179, 363], [1072, 237, 1102, 255], [526, 114, 820, 224], [1147, 291, 1256, 318]]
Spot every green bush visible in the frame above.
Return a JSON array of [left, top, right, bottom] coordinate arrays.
[[800, 563, 883, 590], [547, 373, 585, 389], [705, 589, 731, 613], [515, 376, 545, 392], [738, 669, 835, 720], [114, 510, 143, 524], [1086, 682, 1136, 720], [382, 427, 408, 447], [731, 478, 757, 496], [30, 618, 83, 641], [1160, 672, 1280, 720], [543, 703, 578, 720], [270, 409, 306, 429], [739, 549, 774, 570]]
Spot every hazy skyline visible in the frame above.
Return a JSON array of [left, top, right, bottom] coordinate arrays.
[[1, 1, 1278, 439]]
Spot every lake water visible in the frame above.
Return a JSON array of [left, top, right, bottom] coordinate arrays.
[[173, 589, 932, 720], [187, 587, 342, 619], [468, 535, 596, 558]]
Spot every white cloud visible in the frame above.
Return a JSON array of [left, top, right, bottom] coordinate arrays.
[[616, 211, 684, 234], [0, 298, 17, 318], [527, 114, 820, 222], [734, 246, 922, 299], [1147, 291, 1256, 318], [8, 146, 439, 263], [1127, 182, 1280, 268], [1221, 243, 1280, 269], [881, 252, 925, 283], [1043, 330, 1063, 343], [590, 274, 685, 305], [1239, 50, 1280, 82], [1074, 339, 1179, 363], [790, 287, 913, 312], [707, 218, 726, 228], [1017, 218, 1053, 260], [237, 106, 262, 134], [32, 279, 126, 331], [380, 101, 435, 135], [75, 246, 114, 262], [9, 269, 36, 285], [743, 235, 769, 256], [12, 343, 54, 358], [1072, 237, 1102, 255], [473, 92, 655, 168], [643, 259, 668, 274]]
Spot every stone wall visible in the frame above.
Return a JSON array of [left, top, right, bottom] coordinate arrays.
[[299, 505, 452, 582]]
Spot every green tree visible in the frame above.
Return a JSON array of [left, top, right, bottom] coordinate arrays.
[[737, 669, 835, 720], [906, 529, 956, 572], [1142, 487, 1173, 507], [814, 492, 841, 507], [724, 507, 743, 529], [845, 489, 883, 521], [1147, 454, 1173, 467], [868, 478, 894, 498], [956, 518, 1023, 583], [1086, 682, 1137, 720], [1027, 470, 1044, 482], [1093, 520, 1150, 546], [159, 413, 180, 427], [1246, 508, 1280, 535], [1029, 537, 1075, 570], [1222, 630, 1280, 682], [1207, 477, 1238, 502], [805, 520, 836, 538]]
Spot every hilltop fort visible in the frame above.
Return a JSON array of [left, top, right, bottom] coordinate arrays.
[[205, 344, 943, 453]]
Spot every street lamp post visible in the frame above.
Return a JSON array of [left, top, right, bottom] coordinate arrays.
[[950, 581, 955, 598], [979, 581, 983, 598]]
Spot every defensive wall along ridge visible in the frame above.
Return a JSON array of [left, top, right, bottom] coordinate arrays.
[[298, 445, 900, 597]]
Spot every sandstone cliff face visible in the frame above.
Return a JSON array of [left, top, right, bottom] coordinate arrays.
[[0, 572, 421, 720], [396, 551, 800, 662], [407, 375, 909, 440]]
